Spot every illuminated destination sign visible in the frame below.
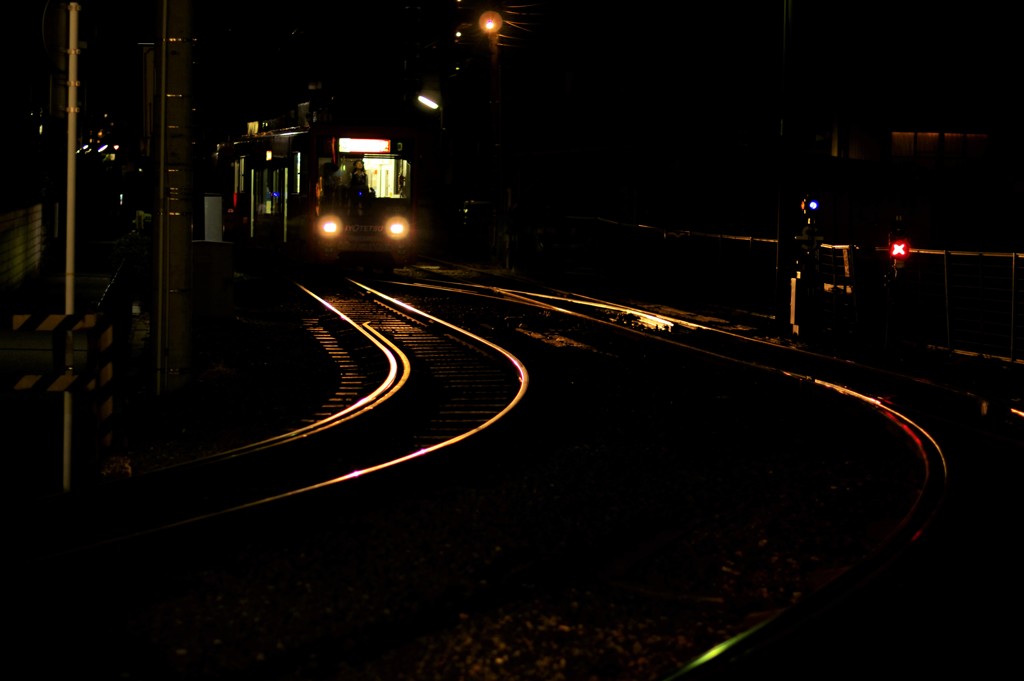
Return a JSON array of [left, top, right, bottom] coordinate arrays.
[[339, 138, 391, 154]]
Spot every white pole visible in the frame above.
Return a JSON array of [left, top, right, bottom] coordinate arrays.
[[63, 1, 81, 492]]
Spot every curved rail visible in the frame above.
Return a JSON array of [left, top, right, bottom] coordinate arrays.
[[22, 265, 975, 681], [666, 379, 946, 679], [372, 270, 952, 679], [143, 282, 410, 470], [259, 277, 530, 490], [20, 278, 529, 561]]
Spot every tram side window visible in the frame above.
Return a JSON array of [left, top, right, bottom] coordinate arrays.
[[396, 160, 410, 199], [233, 157, 246, 195]]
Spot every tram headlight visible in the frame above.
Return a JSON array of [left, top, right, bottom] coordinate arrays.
[[318, 214, 342, 237], [386, 216, 409, 239]]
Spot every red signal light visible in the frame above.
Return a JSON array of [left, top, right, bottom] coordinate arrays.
[[889, 238, 910, 267]]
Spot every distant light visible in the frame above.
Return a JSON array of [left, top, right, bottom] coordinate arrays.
[[808, 200, 818, 210], [265, 150, 272, 161], [417, 95, 439, 110]]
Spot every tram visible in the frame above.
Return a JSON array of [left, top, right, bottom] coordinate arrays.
[[213, 112, 418, 271]]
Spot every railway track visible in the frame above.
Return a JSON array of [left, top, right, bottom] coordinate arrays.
[[370, 264, 966, 676], [19, 278, 527, 561], [320, 281, 527, 450], [382, 261, 1022, 679], [19, 263, 1009, 681]]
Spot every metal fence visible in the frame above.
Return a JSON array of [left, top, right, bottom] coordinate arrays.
[[524, 216, 1022, 363], [896, 249, 1022, 362]]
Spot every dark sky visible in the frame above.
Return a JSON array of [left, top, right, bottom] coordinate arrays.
[[10, 1, 1020, 152]]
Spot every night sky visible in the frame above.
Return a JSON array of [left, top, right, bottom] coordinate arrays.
[[11, 2, 1018, 145], [7, 0, 1021, 239]]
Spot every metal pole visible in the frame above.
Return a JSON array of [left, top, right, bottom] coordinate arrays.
[[65, 3, 79, 318], [773, 0, 793, 327], [249, 168, 255, 238], [477, 11, 505, 263], [1011, 252, 1018, 362], [943, 250, 951, 349], [489, 30, 501, 262], [62, 1, 81, 492]]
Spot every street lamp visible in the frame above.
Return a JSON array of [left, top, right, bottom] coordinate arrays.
[[479, 10, 503, 35], [479, 11, 504, 264], [417, 91, 445, 174], [417, 93, 447, 239], [417, 94, 440, 111], [417, 92, 444, 149], [416, 92, 444, 156], [417, 93, 443, 141], [479, 11, 502, 155]]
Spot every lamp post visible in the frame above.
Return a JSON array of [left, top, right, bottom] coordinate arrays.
[[479, 10, 504, 264], [417, 93, 445, 245], [416, 93, 443, 163]]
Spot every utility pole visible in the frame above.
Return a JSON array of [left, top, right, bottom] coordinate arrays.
[[153, 0, 194, 394], [774, 0, 794, 330]]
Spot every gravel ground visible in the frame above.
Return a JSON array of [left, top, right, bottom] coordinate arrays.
[[112, 273, 339, 475], [64, 269, 929, 681]]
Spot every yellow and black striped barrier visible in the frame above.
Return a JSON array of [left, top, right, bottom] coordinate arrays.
[[3, 312, 119, 453], [6, 312, 99, 391]]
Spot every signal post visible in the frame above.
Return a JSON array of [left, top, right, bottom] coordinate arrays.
[[884, 219, 912, 349], [790, 195, 822, 337]]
